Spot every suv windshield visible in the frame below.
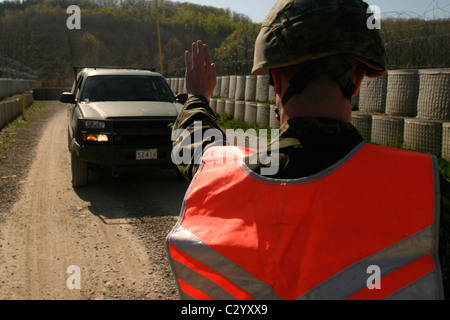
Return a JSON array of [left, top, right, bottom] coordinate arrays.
[[80, 75, 175, 102]]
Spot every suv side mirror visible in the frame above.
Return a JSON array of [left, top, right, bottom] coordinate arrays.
[[176, 93, 188, 105], [60, 92, 76, 104]]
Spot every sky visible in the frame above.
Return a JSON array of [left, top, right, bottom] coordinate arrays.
[[172, 0, 450, 22]]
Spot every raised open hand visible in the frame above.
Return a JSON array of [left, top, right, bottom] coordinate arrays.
[[185, 40, 217, 99]]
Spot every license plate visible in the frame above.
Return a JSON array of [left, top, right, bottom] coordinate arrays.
[[136, 149, 157, 160]]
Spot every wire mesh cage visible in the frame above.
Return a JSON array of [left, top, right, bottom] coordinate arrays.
[[209, 98, 217, 113], [404, 118, 443, 155], [228, 75, 237, 100], [244, 101, 257, 124], [256, 74, 270, 102], [234, 100, 246, 121], [268, 85, 276, 104], [385, 69, 419, 117], [216, 99, 226, 117], [358, 74, 387, 113], [417, 69, 450, 121], [213, 76, 222, 97], [443, 122, 450, 161], [269, 105, 280, 129], [245, 75, 257, 102], [225, 100, 235, 117], [235, 76, 246, 101], [177, 77, 185, 94], [351, 112, 373, 142], [371, 115, 405, 147], [256, 103, 270, 127], [220, 76, 230, 99]]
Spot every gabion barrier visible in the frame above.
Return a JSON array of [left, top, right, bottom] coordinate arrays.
[[359, 74, 388, 113], [269, 104, 280, 129], [0, 79, 35, 100], [228, 75, 237, 100], [256, 103, 270, 128], [404, 119, 443, 155], [0, 91, 34, 130], [213, 77, 222, 97], [167, 67, 450, 155], [245, 75, 257, 102], [220, 76, 230, 100], [443, 123, 450, 161], [225, 100, 235, 117], [256, 74, 270, 102], [216, 99, 225, 117], [351, 112, 373, 143], [371, 115, 404, 147], [209, 98, 217, 113], [234, 101, 245, 121], [178, 78, 185, 94], [235, 76, 246, 101], [244, 102, 257, 125], [268, 85, 276, 103], [417, 69, 450, 121], [385, 69, 419, 117]]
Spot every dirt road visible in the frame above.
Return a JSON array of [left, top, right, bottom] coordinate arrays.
[[0, 101, 188, 300]]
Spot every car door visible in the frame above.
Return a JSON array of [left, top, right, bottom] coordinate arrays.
[[68, 74, 84, 143]]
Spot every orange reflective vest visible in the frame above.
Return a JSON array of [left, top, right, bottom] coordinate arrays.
[[166, 142, 443, 300]]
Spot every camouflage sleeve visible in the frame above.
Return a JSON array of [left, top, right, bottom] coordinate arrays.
[[172, 95, 226, 182]]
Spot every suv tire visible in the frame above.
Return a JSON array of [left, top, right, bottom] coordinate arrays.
[[71, 148, 88, 187]]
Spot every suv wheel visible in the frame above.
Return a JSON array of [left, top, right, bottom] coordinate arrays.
[[71, 148, 88, 187]]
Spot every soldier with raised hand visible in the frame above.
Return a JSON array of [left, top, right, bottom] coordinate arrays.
[[167, 0, 449, 300]]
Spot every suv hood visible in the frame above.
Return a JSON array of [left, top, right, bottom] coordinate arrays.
[[79, 101, 183, 119]]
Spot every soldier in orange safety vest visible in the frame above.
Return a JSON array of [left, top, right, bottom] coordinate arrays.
[[167, 0, 449, 300]]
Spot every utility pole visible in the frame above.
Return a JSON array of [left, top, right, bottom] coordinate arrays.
[[155, 0, 164, 76]]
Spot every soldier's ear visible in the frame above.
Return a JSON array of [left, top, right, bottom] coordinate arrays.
[[352, 64, 366, 97], [270, 69, 283, 95]]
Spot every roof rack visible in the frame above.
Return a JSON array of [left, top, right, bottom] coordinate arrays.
[[72, 66, 157, 78]]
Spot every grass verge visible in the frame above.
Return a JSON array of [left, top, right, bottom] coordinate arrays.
[[0, 101, 47, 158]]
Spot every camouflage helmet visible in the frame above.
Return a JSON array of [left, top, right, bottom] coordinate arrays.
[[252, 0, 386, 78]]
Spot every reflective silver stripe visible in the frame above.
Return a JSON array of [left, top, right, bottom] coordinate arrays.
[[431, 155, 444, 299], [169, 226, 282, 300], [386, 271, 440, 300], [299, 227, 434, 300], [171, 259, 236, 300]]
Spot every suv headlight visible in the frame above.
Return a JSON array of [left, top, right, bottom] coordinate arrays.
[[83, 134, 109, 142], [84, 120, 106, 129]]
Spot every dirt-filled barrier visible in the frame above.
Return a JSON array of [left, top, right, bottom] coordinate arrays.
[[0, 91, 33, 129]]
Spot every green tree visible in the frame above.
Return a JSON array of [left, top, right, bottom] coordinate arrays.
[[214, 23, 260, 75]]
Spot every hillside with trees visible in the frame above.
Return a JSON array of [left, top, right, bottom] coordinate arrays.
[[0, 0, 254, 85], [0, 0, 449, 86]]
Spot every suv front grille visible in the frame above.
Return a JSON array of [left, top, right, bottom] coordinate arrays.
[[111, 119, 174, 147]]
